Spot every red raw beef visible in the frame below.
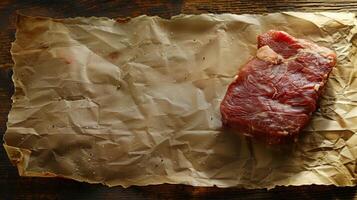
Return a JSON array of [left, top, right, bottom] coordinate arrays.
[[220, 30, 336, 145]]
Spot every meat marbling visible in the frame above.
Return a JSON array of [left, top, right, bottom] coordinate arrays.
[[220, 30, 336, 145]]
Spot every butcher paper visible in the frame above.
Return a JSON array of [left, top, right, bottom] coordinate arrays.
[[4, 12, 357, 189]]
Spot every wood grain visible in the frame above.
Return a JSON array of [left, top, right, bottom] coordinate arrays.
[[182, 0, 357, 14], [0, 1, 356, 199]]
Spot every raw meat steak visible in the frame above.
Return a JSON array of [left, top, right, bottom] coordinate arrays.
[[220, 30, 336, 145]]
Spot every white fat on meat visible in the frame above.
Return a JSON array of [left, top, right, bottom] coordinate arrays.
[[256, 45, 282, 64]]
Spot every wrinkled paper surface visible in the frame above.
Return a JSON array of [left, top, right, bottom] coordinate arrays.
[[4, 12, 357, 188]]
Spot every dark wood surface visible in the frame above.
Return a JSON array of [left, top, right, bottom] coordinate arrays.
[[0, 1, 356, 199]]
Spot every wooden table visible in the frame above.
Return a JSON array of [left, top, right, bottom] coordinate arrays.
[[0, 1, 356, 199]]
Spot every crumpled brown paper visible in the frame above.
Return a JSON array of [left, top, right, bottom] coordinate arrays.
[[4, 12, 357, 189]]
